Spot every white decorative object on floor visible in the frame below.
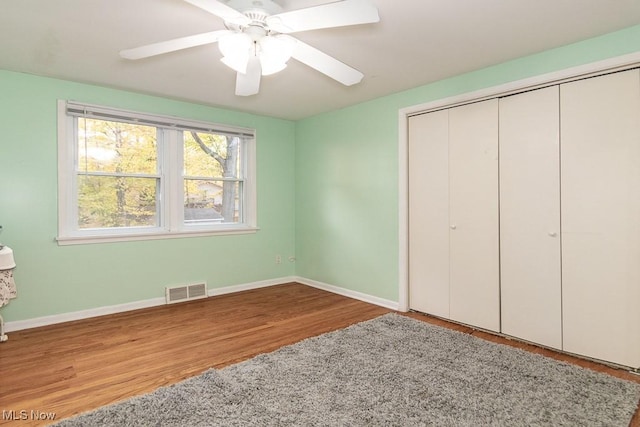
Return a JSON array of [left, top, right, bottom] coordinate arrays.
[[0, 244, 17, 342]]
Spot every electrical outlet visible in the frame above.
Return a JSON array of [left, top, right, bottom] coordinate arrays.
[[275, 255, 282, 264]]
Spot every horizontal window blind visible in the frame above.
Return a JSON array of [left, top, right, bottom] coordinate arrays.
[[66, 101, 255, 138]]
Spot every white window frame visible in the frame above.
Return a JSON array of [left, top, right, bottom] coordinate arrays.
[[57, 100, 257, 245]]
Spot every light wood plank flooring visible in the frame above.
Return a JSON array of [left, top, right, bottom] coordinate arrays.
[[0, 283, 638, 426]]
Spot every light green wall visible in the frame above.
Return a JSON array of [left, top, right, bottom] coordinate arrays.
[[295, 24, 640, 302], [2, 24, 640, 324], [0, 71, 296, 321]]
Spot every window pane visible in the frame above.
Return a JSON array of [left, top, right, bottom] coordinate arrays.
[[184, 180, 241, 224], [78, 175, 159, 228], [183, 132, 240, 179], [78, 118, 157, 174]]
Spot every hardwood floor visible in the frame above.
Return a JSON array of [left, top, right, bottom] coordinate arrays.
[[0, 283, 638, 426]]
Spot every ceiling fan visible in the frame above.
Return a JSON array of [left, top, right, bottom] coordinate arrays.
[[120, 0, 380, 96]]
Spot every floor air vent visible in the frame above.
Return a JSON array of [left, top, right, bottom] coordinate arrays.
[[166, 282, 208, 304]]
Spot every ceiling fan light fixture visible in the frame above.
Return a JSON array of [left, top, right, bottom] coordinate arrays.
[[258, 35, 295, 76], [221, 54, 249, 73], [218, 32, 252, 60], [259, 35, 294, 63], [260, 58, 287, 76]]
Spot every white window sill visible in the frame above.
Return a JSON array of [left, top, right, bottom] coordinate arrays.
[[56, 227, 260, 246]]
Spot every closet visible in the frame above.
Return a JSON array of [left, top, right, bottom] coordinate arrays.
[[408, 68, 640, 368]]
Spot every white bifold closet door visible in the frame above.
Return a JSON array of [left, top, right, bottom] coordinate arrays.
[[499, 86, 562, 349], [408, 109, 450, 318], [408, 100, 500, 332], [448, 99, 500, 332], [561, 69, 640, 368]]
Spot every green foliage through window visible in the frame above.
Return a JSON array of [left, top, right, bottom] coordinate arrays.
[[59, 101, 255, 242], [183, 132, 242, 224], [77, 118, 159, 229]]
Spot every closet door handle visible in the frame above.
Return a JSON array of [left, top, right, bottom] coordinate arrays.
[[548, 231, 557, 237], [450, 225, 457, 230]]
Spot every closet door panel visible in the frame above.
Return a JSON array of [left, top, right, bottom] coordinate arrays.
[[499, 86, 562, 349], [561, 69, 640, 368], [408, 110, 450, 318], [448, 99, 500, 332]]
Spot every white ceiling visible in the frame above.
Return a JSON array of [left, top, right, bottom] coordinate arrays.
[[2, 0, 639, 120]]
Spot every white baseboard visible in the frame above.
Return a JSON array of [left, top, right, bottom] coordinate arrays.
[[5, 276, 298, 333], [294, 276, 400, 311], [4, 275, 397, 332], [208, 276, 297, 297], [4, 296, 166, 333]]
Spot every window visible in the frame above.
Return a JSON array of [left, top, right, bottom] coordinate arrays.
[[57, 101, 257, 244]]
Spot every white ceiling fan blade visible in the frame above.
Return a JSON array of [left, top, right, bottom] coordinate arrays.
[[183, 0, 250, 26], [266, 0, 379, 34], [236, 57, 262, 96], [290, 38, 364, 86], [120, 30, 232, 60]]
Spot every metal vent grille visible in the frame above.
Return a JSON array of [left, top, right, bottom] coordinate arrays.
[[166, 282, 208, 304], [188, 283, 207, 299]]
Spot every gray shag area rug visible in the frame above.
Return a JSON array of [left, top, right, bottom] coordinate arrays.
[[54, 313, 640, 426]]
